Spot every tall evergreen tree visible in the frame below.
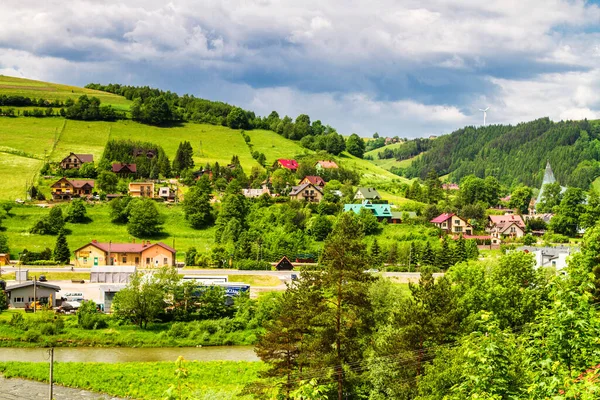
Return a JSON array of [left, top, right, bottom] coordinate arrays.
[[172, 141, 194, 175], [183, 175, 213, 229], [455, 234, 468, 263], [422, 241, 435, 266], [53, 229, 71, 264]]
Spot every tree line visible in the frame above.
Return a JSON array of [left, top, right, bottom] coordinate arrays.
[[0, 95, 125, 121]]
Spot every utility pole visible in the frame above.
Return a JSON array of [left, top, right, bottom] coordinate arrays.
[[33, 275, 36, 313], [48, 347, 54, 400]]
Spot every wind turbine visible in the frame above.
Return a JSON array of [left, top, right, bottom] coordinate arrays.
[[479, 107, 490, 126]]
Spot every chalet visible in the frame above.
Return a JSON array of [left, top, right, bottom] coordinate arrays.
[[289, 183, 324, 203], [354, 187, 381, 201], [132, 148, 157, 158], [51, 177, 95, 200], [6, 281, 61, 308], [344, 201, 404, 223], [60, 153, 93, 170], [315, 160, 339, 172], [274, 159, 298, 172], [112, 163, 137, 176], [299, 176, 326, 187], [275, 256, 295, 271], [129, 182, 155, 198], [192, 168, 213, 180], [430, 213, 473, 235], [242, 186, 272, 198], [488, 214, 526, 244], [74, 240, 176, 267], [515, 245, 575, 270]]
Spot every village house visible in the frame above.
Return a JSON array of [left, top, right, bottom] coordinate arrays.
[[274, 256, 295, 271], [515, 246, 576, 271], [344, 200, 407, 223], [289, 182, 324, 203], [430, 213, 473, 235], [129, 182, 155, 198], [192, 168, 213, 181], [51, 177, 95, 200], [487, 214, 526, 244], [274, 159, 299, 172], [354, 187, 381, 201], [112, 163, 137, 177], [299, 175, 326, 187], [158, 186, 176, 201], [60, 152, 93, 170], [0, 253, 10, 266], [5, 281, 61, 308], [74, 240, 176, 268], [314, 160, 339, 172], [242, 186, 272, 198]]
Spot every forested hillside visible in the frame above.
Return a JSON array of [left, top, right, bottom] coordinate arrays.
[[403, 118, 600, 188]]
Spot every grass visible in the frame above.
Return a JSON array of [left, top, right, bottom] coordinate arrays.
[[0, 154, 43, 200], [1, 204, 216, 259], [0, 360, 262, 399], [49, 120, 112, 162], [0, 272, 89, 281], [338, 152, 409, 183], [593, 176, 600, 192], [364, 142, 407, 158], [0, 117, 63, 158], [0, 75, 132, 111], [246, 129, 312, 164], [228, 275, 282, 287]]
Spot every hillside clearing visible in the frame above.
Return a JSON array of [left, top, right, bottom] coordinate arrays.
[[0, 154, 42, 200]]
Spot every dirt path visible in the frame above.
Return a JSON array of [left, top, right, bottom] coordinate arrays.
[[0, 376, 122, 400]]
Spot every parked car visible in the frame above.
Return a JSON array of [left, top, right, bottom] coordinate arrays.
[[38, 275, 47, 282]]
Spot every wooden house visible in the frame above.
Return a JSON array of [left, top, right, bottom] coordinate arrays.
[[50, 177, 95, 200], [430, 213, 473, 235], [112, 163, 137, 177], [289, 183, 324, 203], [129, 182, 155, 198], [299, 176, 326, 187], [74, 240, 176, 267], [60, 153, 93, 170], [275, 256, 295, 271]]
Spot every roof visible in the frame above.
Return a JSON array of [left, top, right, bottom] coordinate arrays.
[[442, 183, 460, 190], [289, 183, 323, 196], [6, 281, 61, 292], [355, 187, 381, 199], [489, 214, 526, 229], [75, 241, 176, 254], [112, 163, 137, 173], [430, 213, 455, 223], [69, 179, 95, 188], [315, 160, 339, 169], [276, 159, 298, 170], [300, 176, 326, 186], [275, 256, 295, 270], [344, 203, 394, 218], [75, 154, 93, 163]]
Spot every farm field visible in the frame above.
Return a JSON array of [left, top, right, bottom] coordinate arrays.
[[0, 75, 132, 111], [0, 360, 262, 399]]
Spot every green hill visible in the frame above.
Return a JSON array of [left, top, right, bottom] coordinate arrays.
[[402, 118, 600, 188], [0, 75, 131, 111], [0, 77, 404, 200]]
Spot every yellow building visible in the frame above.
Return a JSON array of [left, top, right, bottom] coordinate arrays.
[[74, 240, 176, 267], [129, 182, 155, 198]]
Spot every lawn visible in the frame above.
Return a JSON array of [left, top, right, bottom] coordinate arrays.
[[1, 204, 216, 260], [593, 175, 600, 192], [0, 75, 132, 111], [0, 360, 263, 399], [338, 152, 409, 183], [0, 154, 43, 200], [364, 141, 407, 158]]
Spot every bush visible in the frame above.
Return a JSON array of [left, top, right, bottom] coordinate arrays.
[[28, 260, 60, 266], [167, 322, 189, 338], [9, 313, 26, 329], [234, 259, 272, 270], [79, 313, 108, 330], [24, 329, 41, 342]]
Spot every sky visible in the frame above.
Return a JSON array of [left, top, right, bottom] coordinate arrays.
[[2, 0, 600, 138]]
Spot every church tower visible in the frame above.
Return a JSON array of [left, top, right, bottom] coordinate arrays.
[[536, 160, 557, 209]]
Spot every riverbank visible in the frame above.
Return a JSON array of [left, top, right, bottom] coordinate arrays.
[[0, 360, 263, 399], [0, 310, 262, 348]]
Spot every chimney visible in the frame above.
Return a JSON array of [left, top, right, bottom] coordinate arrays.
[[92, 239, 97, 243]]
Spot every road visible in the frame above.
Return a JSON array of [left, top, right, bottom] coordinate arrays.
[[0, 375, 121, 400]]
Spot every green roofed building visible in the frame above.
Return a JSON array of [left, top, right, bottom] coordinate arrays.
[[344, 200, 412, 224], [354, 187, 381, 201]]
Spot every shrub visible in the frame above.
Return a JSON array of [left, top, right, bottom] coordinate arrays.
[[9, 313, 26, 329], [167, 322, 189, 338], [235, 259, 271, 271], [24, 329, 41, 342]]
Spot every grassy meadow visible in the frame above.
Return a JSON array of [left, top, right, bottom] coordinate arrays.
[[246, 128, 312, 164], [0, 75, 132, 111], [0, 360, 262, 399], [1, 204, 216, 259], [0, 154, 43, 200]]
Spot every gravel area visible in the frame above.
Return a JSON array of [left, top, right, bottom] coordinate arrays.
[[0, 376, 123, 400]]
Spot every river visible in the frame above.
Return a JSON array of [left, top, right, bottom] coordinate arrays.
[[0, 346, 258, 363]]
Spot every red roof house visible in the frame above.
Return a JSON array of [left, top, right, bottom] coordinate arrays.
[[299, 176, 326, 187], [430, 213, 472, 235], [112, 163, 137, 175], [315, 160, 339, 170], [488, 214, 526, 244], [275, 159, 298, 171]]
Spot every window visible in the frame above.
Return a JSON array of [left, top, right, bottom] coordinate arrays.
[[122, 256, 127, 264], [442, 223, 447, 227], [28, 297, 35, 302], [135, 257, 139, 264], [455, 220, 461, 225], [454, 226, 463, 232], [146, 257, 150, 265], [164, 257, 168, 265], [14, 297, 24, 303], [83, 257, 88, 264]]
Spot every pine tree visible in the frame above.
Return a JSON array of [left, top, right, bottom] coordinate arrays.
[[183, 175, 214, 229], [422, 241, 435, 266], [455, 234, 468, 263], [53, 229, 71, 264], [172, 141, 194, 175], [437, 236, 452, 270], [370, 238, 382, 266]]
